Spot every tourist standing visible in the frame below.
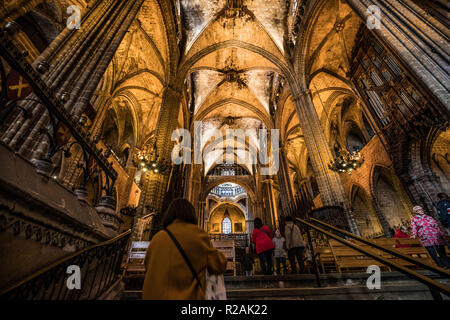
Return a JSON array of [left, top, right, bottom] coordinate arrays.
[[410, 206, 450, 269], [142, 198, 227, 299], [272, 229, 288, 275], [251, 218, 275, 275], [284, 216, 306, 274], [242, 246, 254, 276]]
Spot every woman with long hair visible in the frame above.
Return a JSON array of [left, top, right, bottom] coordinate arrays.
[[142, 198, 227, 299]]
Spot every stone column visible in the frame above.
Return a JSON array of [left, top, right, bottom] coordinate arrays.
[[292, 90, 359, 234], [0, 0, 45, 23], [291, 90, 347, 207], [62, 92, 113, 188], [277, 145, 295, 215], [197, 201, 206, 230], [263, 178, 279, 230], [2, 0, 145, 161], [136, 87, 182, 235], [345, 0, 450, 107]]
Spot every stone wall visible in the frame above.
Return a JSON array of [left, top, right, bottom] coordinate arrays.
[[0, 142, 115, 290]]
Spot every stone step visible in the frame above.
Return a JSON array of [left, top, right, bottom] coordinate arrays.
[[120, 271, 450, 300], [224, 270, 450, 289], [225, 283, 443, 300]]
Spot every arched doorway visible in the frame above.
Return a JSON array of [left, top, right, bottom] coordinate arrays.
[[209, 204, 247, 235], [351, 186, 383, 237], [373, 166, 413, 232]]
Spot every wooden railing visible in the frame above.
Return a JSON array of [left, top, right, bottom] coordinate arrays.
[[296, 217, 450, 300]]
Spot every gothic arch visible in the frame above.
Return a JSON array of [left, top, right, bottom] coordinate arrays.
[[371, 165, 413, 230], [350, 184, 383, 237], [208, 202, 247, 234]]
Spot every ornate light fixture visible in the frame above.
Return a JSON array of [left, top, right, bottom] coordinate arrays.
[[133, 142, 169, 174], [328, 148, 364, 175]]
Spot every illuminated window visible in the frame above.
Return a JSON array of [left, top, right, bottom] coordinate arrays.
[[222, 217, 232, 234]]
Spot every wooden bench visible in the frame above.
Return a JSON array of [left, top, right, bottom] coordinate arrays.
[[212, 240, 236, 276], [328, 238, 437, 273], [315, 246, 338, 273]]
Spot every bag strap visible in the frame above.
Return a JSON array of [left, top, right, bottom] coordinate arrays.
[[164, 228, 203, 290], [288, 225, 295, 249], [258, 227, 271, 239]]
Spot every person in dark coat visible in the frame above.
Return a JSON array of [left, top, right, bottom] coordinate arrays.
[[436, 193, 450, 230], [242, 246, 254, 276]]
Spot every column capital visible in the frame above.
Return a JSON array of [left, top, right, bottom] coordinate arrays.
[[164, 85, 182, 99], [291, 89, 311, 102]]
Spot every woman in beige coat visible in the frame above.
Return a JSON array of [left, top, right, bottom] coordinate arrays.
[[142, 198, 227, 300]]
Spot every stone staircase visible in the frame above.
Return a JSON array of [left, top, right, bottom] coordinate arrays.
[[119, 271, 450, 300]]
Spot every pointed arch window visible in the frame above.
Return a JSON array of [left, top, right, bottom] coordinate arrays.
[[222, 217, 232, 234]]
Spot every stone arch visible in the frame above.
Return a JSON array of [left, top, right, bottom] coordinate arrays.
[[209, 202, 247, 234], [101, 108, 119, 150], [178, 40, 295, 87], [372, 165, 413, 231], [194, 98, 273, 129], [350, 185, 383, 237], [202, 178, 256, 203]]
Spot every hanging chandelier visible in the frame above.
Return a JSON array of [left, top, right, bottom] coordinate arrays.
[[133, 143, 169, 174], [328, 148, 364, 175]]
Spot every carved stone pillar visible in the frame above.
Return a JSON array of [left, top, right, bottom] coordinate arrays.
[[2, 0, 145, 161], [136, 87, 182, 237], [345, 0, 450, 107], [291, 89, 360, 234], [0, 0, 45, 23], [197, 201, 206, 230], [277, 145, 295, 215], [263, 178, 279, 230], [291, 90, 347, 207]]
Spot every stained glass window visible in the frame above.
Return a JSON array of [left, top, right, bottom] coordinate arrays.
[[222, 217, 232, 234]]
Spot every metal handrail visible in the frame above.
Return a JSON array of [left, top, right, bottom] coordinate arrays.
[[296, 218, 450, 299], [0, 229, 131, 299], [309, 217, 450, 278]]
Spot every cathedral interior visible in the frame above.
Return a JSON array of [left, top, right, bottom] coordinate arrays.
[[0, 0, 449, 300]]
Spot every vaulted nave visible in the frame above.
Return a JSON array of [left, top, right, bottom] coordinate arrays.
[[0, 0, 449, 300]]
